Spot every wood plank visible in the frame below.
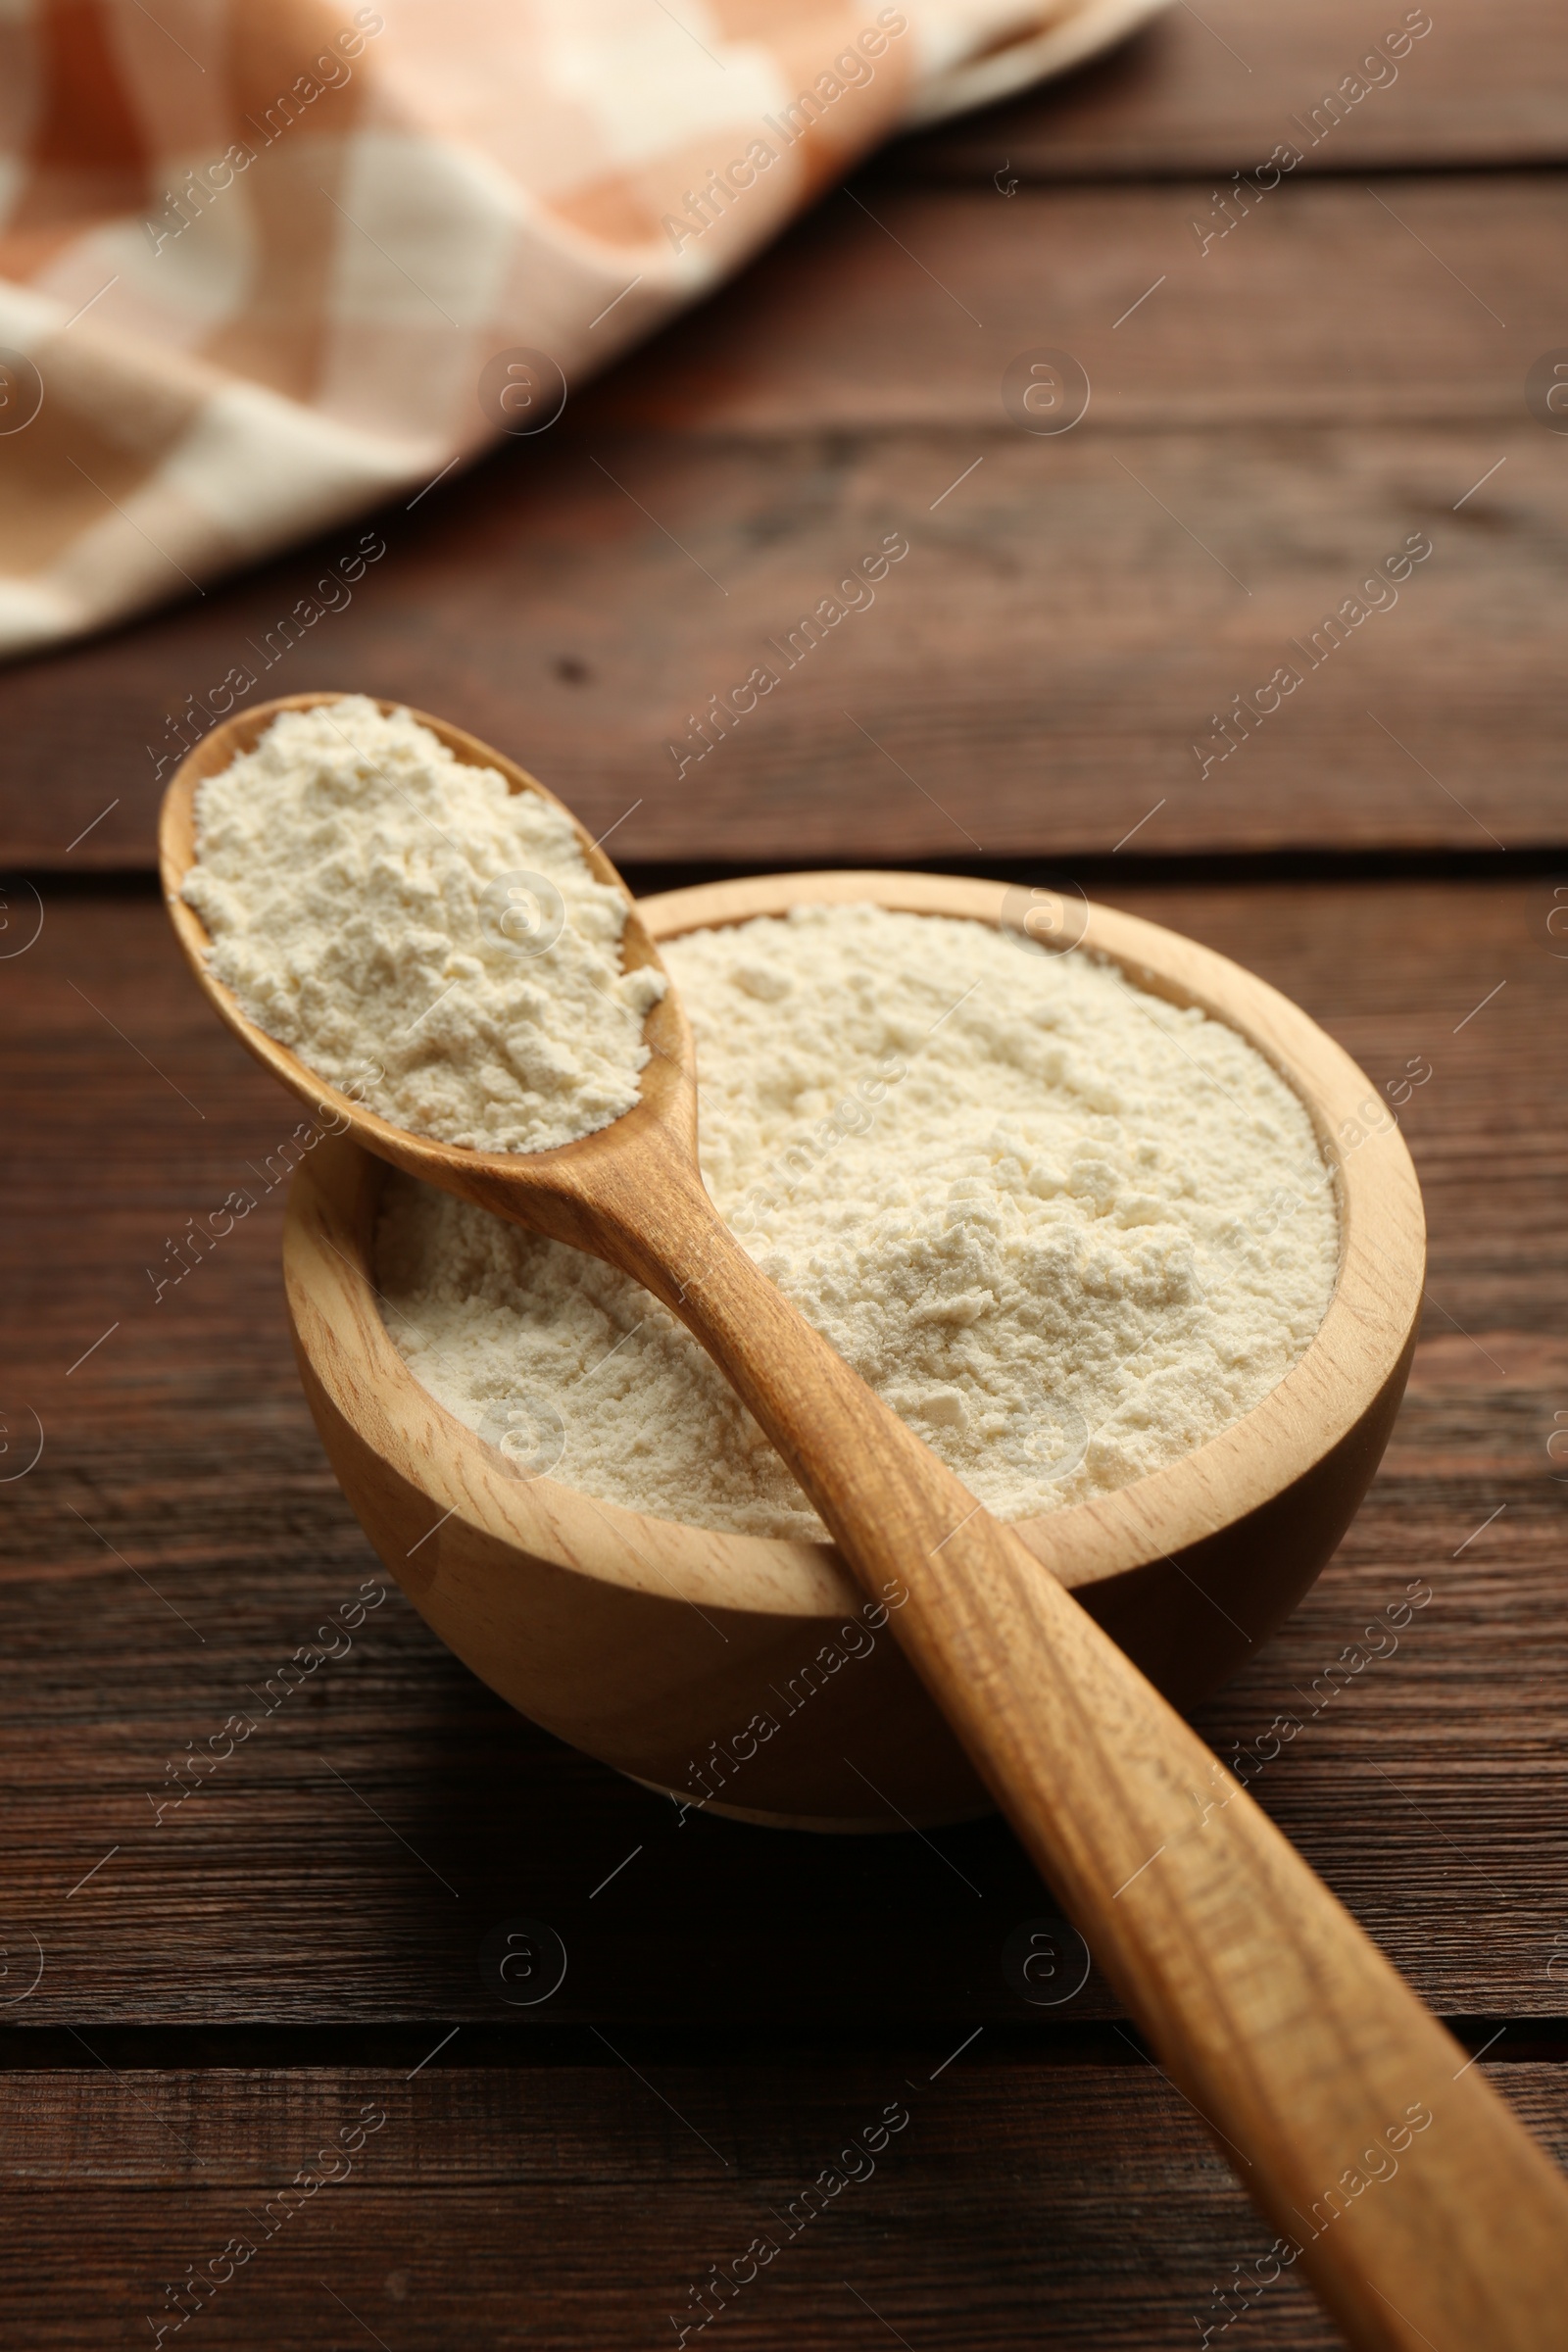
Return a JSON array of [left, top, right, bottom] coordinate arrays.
[[2, 880, 1565, 2024], [899, 0, 1568, 179], [589, 177, 1555, 434], [1, 177, 1562, 867], [11, 2057, 1565, 2348]]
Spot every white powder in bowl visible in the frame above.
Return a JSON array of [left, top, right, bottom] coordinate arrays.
[[375, 904, 1340, 1539], [180, 697, 665, 1152]]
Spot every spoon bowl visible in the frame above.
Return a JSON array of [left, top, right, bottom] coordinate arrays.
[[159, 690, 699, 1251]]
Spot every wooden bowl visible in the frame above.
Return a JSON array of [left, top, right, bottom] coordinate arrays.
[[283, 872, 1424, 1832]]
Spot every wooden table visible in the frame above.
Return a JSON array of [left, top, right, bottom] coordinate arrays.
[[3, 4, 1565, 2343]]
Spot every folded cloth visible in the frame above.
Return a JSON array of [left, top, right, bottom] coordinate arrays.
[[0, 0, 1163, 659]]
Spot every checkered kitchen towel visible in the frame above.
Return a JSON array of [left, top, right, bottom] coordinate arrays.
[[0, 0, 1163, 659]]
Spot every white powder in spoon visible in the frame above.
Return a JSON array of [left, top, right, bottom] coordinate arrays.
[[376, 904, 1339, 1539], [181, 697, 665, 1152]]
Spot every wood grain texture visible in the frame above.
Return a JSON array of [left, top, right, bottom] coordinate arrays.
[[2, 178, 1563, 867], [0, 2057, 1353, 2349], [1, 881, 1564, 2033], [897, 0, 1568, 179], [3, 2058, 1565, 2348]]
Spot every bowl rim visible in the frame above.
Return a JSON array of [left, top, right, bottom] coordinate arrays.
[[283, 868, 1425, 1619]]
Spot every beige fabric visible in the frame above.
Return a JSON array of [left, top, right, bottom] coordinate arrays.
[[0, 0, 1164, 657]]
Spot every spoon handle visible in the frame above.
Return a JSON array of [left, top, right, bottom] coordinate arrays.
[[607, 1172, 1568, 2352]]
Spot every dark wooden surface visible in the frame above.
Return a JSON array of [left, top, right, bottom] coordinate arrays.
[[8, 2057, 1568, 2351], [902, 0, 1568, 177], [3, 5, 1566, 2345]]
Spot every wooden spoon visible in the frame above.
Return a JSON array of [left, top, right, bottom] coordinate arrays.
[[162, 694, 1568, 2351]]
